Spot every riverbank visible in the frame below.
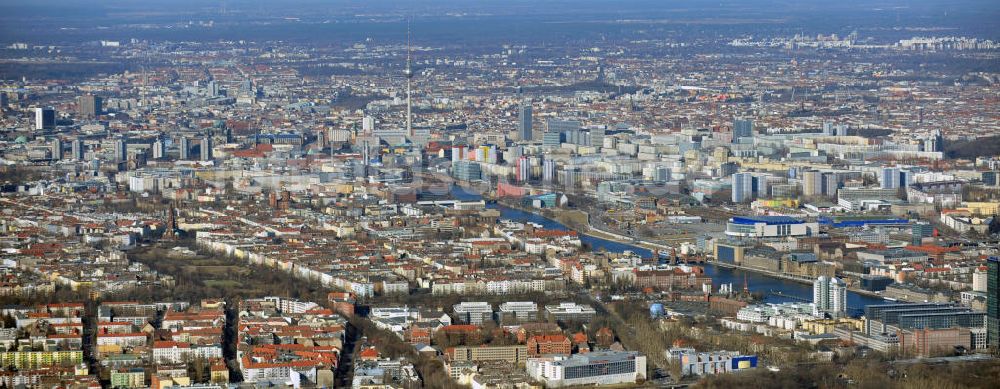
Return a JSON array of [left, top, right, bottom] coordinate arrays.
[[495, 198, 674, 252], [452, 185, 888, 308], [709, 260, 886, 299]]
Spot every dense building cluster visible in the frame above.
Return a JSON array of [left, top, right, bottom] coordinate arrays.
[[1, 1, 999, 387]]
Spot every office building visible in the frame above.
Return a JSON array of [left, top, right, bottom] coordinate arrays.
[[865, 303, 984, 336], [35, 107, 56, 130], [498, 302, 539, 324], [542, 131, 563, 147], [981, 171, 997, 187], [911, 222, 934, 245], [544, 302, 596, 322], [526, 351, 646, 388], [200, 137, 213, 161], [547, 119, 581, 135], [988, 256, 999, 347], [590, 127, 606, 148], [802, 170, 823, 197], [733, 118, 753, 140], [813, 276, 847, 317], [449, 345, 528, 364], [731, 173, 753, 203], [71, 139, 85, 161], [50, 138, 62, 160], [452, 302, 493, 325], [453, 161, 482, 181], [518, 101, 532, 141], [881, 167, 912, 190], [77, 94, 102, 118], [179, 137, 190, 160], [113, 138, 127, 162]]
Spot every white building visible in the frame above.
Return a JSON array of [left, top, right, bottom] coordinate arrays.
[[452, 302, 493, 325], [813, 276, 847, 317], [152, 341, 223, 364], [526, 351, 646, 387], [972, 268, 987, 292], [497, 301, 539, 324]]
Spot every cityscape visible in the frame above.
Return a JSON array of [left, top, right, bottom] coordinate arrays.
[[1, 0, 999, 388]]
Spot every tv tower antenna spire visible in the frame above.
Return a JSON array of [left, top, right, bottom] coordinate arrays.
[[405, 19, 414, 138]]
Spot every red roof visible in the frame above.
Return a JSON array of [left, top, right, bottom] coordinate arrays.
[[359, 347, 379, 359], [440, 325, 479, 333], [153, 341, 191, 349], [530, 334, 569, 343]]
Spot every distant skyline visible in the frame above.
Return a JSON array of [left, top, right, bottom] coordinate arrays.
[[1, 0, 997, 45]]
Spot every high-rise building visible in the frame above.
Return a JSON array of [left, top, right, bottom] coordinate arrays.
[[880, 168, 899, 189], [516, 156, 530, 182], [518, 101, 532, 141], [911, 222, 934, 244], [880, 167, 912, 190], [77, 95, 102, 118], [542, 131, 563, 147], [988, 256, 999, 348], [802, 170, 823, 197], [590, 127, 606, 148], [363, 116, 375, 133], [207, 81, 219, 97], [113, 138, 127, 162], [923, 130, 943, 152], [200, 137, 213, 161], [543, 159, 556, 183], [452, 161, 482, 182], [240, 79, 253, 96], [35, 107, 56, 130], [71, 139, 85, 161], [731, 173, 753, 203], [982, 171, 998, 187], [813, 276, 847, 317], [822, 172, 841, 197], [50, 138, 62, 160], [733, 118, 753, 141], [547, 119, 581, 134], [152, 138, 165, 159], [179, 137, 190, 160]]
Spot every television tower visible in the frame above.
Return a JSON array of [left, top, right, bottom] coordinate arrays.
[[405, 20, 414, 138]]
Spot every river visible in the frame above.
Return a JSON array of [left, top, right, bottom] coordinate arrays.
[[452, 186, 885, 315]]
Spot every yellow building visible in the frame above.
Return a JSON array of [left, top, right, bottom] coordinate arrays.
[[110, 368, 146, 388], [450, 345, 529, 364], [0, 350, 84, 369], [210, 365, 230, 383], [800, 318, 865, 335], [96, 344, 123, 356], [962, 202, 1000, 216]]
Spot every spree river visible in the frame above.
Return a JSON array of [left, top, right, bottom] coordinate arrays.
[[452, 186, 886, 315]]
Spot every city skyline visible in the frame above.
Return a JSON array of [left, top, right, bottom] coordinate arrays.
[[0, 1, 999, 388]]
